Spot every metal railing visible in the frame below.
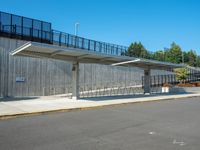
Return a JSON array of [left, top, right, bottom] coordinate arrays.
[[0, 24, 52, 43], [52, 30, 128, 56], [142, 73, 200, 88], [0, 24, 128, 56], [0, 11, 129, 56], [0, 11, 52, 42]]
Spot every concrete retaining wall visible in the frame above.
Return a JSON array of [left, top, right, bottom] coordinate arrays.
[[0, 37, 173, 97]]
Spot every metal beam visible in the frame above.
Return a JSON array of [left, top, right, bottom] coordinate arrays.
[[99, 57, 114, 62], [10, 42, 31, 56], [111, 59, 141, 66], [77, 54, 89, 59], [50, 50, 62, 56]]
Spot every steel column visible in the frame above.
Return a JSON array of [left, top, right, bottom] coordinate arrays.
[[72, 61, 79, 100], [144, 68, 151, 94]]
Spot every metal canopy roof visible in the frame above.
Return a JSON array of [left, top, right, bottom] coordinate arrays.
[[10, 42, 184, 70]]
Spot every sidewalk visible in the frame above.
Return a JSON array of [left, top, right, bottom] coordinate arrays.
[[1, 93, 200, 119]]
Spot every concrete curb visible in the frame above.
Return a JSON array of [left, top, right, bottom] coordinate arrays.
[[0, 94, 200, 120]]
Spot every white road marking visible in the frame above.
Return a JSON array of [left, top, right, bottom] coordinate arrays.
[[173, 139, 186, 146]]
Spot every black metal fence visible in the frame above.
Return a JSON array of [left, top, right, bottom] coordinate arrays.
[[0, 11, 128, 56], [142, 73, 200, 87], [0, 11, 52, 43], [52, 30, 128, 55]]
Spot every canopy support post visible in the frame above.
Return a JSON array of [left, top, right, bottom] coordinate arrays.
[[144, 67, 151, 95], [72, 61, 79, 100]]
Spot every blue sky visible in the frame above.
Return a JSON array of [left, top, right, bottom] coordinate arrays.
[[0, 0, 200, 53]]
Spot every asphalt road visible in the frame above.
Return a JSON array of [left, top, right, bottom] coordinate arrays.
[[1, 97, 200, 150]]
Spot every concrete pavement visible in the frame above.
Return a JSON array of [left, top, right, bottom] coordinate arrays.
[[1, 92, 200, 119]]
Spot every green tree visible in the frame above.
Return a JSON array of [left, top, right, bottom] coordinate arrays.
[[165, 42, 182, 63], [126, 42, 149, 58], [124, 41, 200, 67], [183, 51, 189, 64], [196, 56, 200, 67], [153, 50, 165, 61], [186, 50, 197, 66], [174, 68, 188, 84]]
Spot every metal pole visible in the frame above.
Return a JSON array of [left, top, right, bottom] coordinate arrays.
[[72, 61, 79, 100], [75, 22, 79, 36], [182, 51, 184, 64], [144, 68, 151, 94]]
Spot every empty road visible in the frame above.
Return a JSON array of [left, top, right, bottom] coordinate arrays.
[[1, 97, 200, 150]]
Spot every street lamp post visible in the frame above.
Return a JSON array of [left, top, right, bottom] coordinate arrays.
[[182, 51, 184, 64], [75, 22, 79, 36], [164, 47, 169, 61]]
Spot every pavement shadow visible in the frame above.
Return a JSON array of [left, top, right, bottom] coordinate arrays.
[[0, 87, 197, 102], [0, 96, 39, 102], [81, 91, 194, 102], [81, 94, 147, 101]]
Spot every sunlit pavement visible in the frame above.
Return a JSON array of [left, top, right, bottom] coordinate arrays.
[[1, 97, 200, 150], [1, 93, 200, 118]]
